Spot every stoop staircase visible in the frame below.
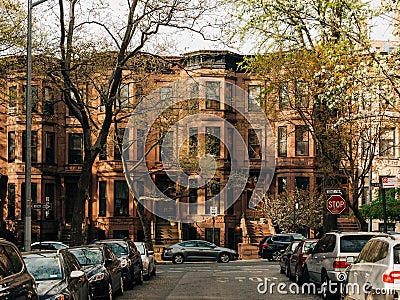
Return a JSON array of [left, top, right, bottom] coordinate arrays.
[[155, 218, 180, 245], [337, 217, 359, 231]]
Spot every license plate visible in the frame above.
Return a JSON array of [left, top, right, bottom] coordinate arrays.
[[346, 256, 354, 263]]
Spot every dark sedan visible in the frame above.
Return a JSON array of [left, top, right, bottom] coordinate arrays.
[[279, 240, 301, 277], [68, 245, 124, 299], [23, 250, 90, 300], [162, 240, 238, 264], [288, 239, 318, 284]]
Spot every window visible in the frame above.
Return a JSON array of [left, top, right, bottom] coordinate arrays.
[[22, 85, 39, 113], [45, 132, 55, 164], [295, 177, 309, 190], [68, 133, 83, 164], [43, 87, 54, 115], [99, 181, 106, 217], [226, 187, 234, 215], [160, 131, 174, 162], [189, 128, 198, 157], [206, 127, 220, 157], [225, 82, 233, 111], [295, 125, 309, 156], [114, 128, 124, 160], [22, 131, 38, 163], [135, 84, 144, 103], [160, 86, 173, 101], [116, 83, 130, 109], [7, 132, 15, 163], [190, 83, 199, 99], [44, 183, 55, 220], [206, 81, 220, 109], [278, 177, 287, 194], [99, 143, 107, 160], [9, 86, 17, 112], [340, 235, 375, 253], [114, 181, 129, 216], [248, 85, 261, 111], [205, 178, 220, 215], [189, 179, 198, 215], [295, 81, 309, 108], [21, 183, 38, 220], [137, 129, 145, 160], [279, 82, 289, 109], [278, 126, 287, 157], [7, 184, 15, 220], [379, 128, 395, 157], [248, 129, 262, 159]]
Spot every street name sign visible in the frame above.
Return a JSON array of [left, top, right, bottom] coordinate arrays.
[[32, 203, 52, 210], [381, 177, 399, 189]]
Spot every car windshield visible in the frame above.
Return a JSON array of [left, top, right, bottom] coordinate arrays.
[[69, 248, 103, 265], [135, 244, 145, 255], [304, 241, 317, 252], [291, 242, 300, 251], [24, 255, 63, 281], [103, 242, 128, 258], [340, 235, 374, 253]]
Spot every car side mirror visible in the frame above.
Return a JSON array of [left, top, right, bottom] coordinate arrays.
[[210, 244, 217, 248], [148, 250, 154, 255], [70, 270, 85, 279]]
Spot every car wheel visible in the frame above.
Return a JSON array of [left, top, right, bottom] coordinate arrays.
[[218, 253, 230, 263], [144, 267, 151, 281], [116, 274, 124, 296], [272, 251, 281, 261], [302, 265, 310, 283], [173, 254, 184, 264], [295, 266, 301, 284], [135, 268, 143, 285], [286, 263, 292, 279], [151, 265, 156, 276], [279, 265, 285, 274], [322, 273, 338, 300]]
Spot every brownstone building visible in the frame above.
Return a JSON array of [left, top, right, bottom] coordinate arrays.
[[0, 50, 319, 248]]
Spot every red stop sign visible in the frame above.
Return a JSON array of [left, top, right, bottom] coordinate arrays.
[[326, 195, 346, 214]]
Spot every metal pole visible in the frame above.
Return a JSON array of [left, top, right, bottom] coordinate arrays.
[[368, 165, 372, 232], [24, 0, 33, 252], [212, 217, 215, 244]]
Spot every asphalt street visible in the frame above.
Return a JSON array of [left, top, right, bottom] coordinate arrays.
[[117, 259, 322, 300]]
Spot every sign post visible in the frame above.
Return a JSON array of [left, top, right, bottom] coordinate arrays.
[[381, 177, 398, 233], [210, 206, 218, 244]]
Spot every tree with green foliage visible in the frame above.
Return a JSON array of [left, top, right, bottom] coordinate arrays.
[[361, 189, 400, 222], [226, 0, 400, 231]]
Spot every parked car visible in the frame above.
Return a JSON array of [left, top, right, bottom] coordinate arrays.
[[287, 238, 318, 284], [0, 239, 38, 299], [31, 241, 69, 251], [162, 240, 238, 264], [68, 244, 124, 299], [305, 231, 378, 300], [258, 235, 272, 257], [134, 242, 156, 280], [23, 250, 90, 300], [94, 239, 143, 289], [279, 240, 302, 276], [260, 233, 306, 260], [343, 234, 400, 300]]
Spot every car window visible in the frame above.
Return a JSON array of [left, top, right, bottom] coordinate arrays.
[[394, 244, 400, 264], [24, 255, 63, 281], [325, 235, 336, 252], [102, 242, 128, 258], [70, 248, 103, 265], [304, 241, 317, 252], [197, 241, 213, 248], [313, 235, 332, 253], [340, 235, 374, 253], [66, 252, 81, 271], [357, 240, 389, 263], [291, 242, 300, 251], [135, 244, 146, 255], [180, 241, 197, 247]]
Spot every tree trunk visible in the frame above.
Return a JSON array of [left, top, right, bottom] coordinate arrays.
[[134, 199, 153, 251], [350, 203, 368, 231]]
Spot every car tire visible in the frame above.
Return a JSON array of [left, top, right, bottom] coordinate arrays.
[[173, 254, 184, 264], [125, 271, 134, 290], [144, 267, 151, 281], [302, 265, 310, 283], [322, 273, 339, 300], [135, 269, 143, 285], [106, 282, 113, 300], [295, 266, 301, 284], [286, 263, 293, 280], [116, 274, 124, 296], [218, 253, 230, 263], [151, 266, 156, 276], [279, 265, 285, 274]]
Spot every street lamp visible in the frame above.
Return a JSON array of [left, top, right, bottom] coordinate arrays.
[[25, 0, 48, 251]]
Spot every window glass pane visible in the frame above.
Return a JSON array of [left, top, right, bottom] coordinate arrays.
[[295, 126, 309, 156], [380, 128, 395, 157], [206, 81, 220, 109], [279, 82, 289, 109], [278, 126, 287, 157], [248, 129, 261, 159], [45, 132, 55, 164], [68, 134, 83, 164], [189, 128, 198, 157], [7, 184, 15, 220], [206, 127, 220, 157], [114, 181, 129, 216], [248, 85, 261, 111], [99, 181, 106, 217], [8, 132, 15, 163], [340, 235, 374, 253]]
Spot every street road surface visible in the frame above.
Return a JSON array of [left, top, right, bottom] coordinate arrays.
[[118, 260, 322, 300]]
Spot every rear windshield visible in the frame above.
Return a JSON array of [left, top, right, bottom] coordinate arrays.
[[394, 245, 400, 264], [340, 235, 375, 253]]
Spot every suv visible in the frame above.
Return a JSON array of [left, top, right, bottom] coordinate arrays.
[[343, 234, 400, 300], [94, 239, 143, 289], [260, 233, 306, 260], [305, 231, 378, 300], [0, 239, 38, 299]]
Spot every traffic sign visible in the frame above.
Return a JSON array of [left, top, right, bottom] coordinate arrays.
[[210, 206, 218, 216], [325, 188, 345, 196], [326, 195, 346, 214], [381, 177, 398, 189], [32, 203, 52, 210]]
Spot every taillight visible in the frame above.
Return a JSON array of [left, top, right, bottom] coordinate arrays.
[[383, 271, 400, 283], [333, 260, 350, 269], [301, 255, 308, 263], [262, 243, 268, 248]]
